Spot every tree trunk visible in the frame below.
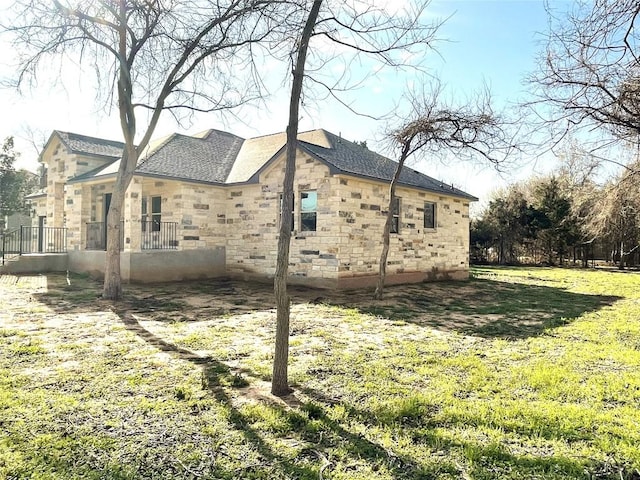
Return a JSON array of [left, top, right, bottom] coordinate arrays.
[[271, 0, 323, 397], [103, 187, 124, 300], [102, 147, 137, 300], [619, 240, 625, 269], [374, 143, 411, 300], [102, 2, 140, 300]]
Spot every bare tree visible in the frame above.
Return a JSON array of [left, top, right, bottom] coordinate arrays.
[[270, 0, 442, 395], [375, 84, 515, 299], [3, 0, 282, 299], [530, 0, 640, 151], [272, 0, 323, 397], [580, 159, 640, 268]]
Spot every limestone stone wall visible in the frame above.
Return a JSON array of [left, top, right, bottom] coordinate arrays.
[[332, 176, 470, 286], [29, 196, 47, 227], [40, 137, 114, 230], [69, 177, 228, 252], [174, 182, 227, 250], [225, 152, 471, 287], [64, 184, 91, 250], [225, 150, 338, 283], [138, 178, 227, 250]]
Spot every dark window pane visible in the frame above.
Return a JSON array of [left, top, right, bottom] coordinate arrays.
[[424, 202, 436, 229], [151, 196, 162, 214], [391, 196, 400, 233], [391, 216, 399, 234], [301, 212, 317, 231]]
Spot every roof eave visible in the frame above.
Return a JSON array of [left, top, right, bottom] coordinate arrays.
[[296, 143, 478, 201]]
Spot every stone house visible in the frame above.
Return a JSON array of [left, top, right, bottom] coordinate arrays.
[[27, 128, 477, 288]]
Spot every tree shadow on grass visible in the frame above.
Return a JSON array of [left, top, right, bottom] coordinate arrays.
[[30, 273, 621, 341], [332, 277, 621, 339], [117, 312, 636, 480], [299, 387, 638, 480], [117, 311, 448, 479]]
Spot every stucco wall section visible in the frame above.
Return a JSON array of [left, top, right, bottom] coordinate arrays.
[[67, 249, 225, 282]]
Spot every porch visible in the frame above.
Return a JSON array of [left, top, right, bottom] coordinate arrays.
[[85, 221, 178, 251]]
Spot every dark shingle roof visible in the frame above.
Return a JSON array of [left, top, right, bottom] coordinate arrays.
[[135, 130, 244, 183], [56, 131, 125, 159], [298, 130, 477, 200], [61, 127, 476, 201]]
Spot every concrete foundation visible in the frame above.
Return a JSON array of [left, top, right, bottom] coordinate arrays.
[[0, 254, 69, 274], [229, 267, 469, 290], [68, 248, 226, 282]]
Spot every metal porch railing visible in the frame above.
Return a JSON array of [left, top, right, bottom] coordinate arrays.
[[1, 226, 67, 265], [86, 221, 177, 250], [141, 221, 178, 250]]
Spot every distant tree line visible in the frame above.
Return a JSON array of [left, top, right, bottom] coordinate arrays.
[[471, 150, 640, 269], [0, 137, 37, 232]]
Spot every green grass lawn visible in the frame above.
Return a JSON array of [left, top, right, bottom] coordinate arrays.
[[1, 267, 639, 479]]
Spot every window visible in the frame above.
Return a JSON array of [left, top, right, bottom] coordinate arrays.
[[391, 196, 400, 234], [424, 201, 436, 229], [300, 191, 317, 231], [279, 193, 294, 231], [142, 196, 162, 232]]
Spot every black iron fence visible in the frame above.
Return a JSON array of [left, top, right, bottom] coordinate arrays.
[[1, 226, 67, 265], [142, 221, 177, 250], [86, 221, 177, 250]]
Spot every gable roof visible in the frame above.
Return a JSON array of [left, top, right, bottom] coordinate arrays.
[[62, 127, 477, 200], [136, 130, 244, 184], [45, 131, 125, 160], [298, 130, 476, 200]]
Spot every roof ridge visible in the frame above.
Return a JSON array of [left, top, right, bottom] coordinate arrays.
[[57, 130, 126, 148], [243, 127, 325, 142], [52, 130, 73, 154]]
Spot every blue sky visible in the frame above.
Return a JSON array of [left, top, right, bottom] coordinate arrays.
[[431, 0, 548, 103], [0, 0, 566, 209]]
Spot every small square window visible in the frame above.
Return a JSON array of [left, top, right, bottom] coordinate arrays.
[[424, 201, 436, 229]]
